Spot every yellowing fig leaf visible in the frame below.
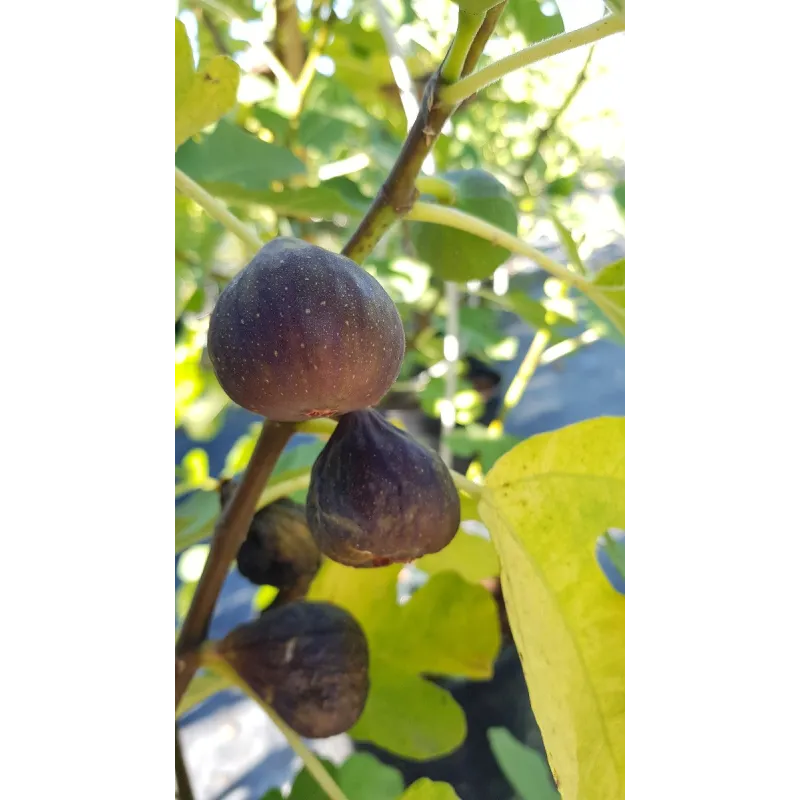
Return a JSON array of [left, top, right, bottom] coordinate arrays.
[[478, 417, 624, 800], [308, 560, 500, 759], [416, 527, 499, 583], [175, 19, 240, 150]]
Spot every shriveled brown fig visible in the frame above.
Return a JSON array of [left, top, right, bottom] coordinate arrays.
[[235, 497, 321, 604], [211, 601, 369, 738], [207, 237, 405, 421], [306, 409, 461, 567]]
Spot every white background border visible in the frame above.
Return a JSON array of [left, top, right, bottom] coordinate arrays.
[[0, 0, 799, 797]]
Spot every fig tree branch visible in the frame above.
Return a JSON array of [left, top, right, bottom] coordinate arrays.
[[175, 724, 195, 800], [175, 421, 297, 708], [175, 168, 263, 255], [341, 9, 506, 264], [439, 14, 624, 106]]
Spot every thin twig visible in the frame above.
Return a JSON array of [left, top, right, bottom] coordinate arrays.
[[175, 168, 263, 256], [371, 0, 420, 130], [276, 0, 305, 79], [519, 45, 595, 179], [406, 201, 624, 333], [340, 11, 506, 264], [196, 7, 231, 56], [497, 328, 552, 425], [175, 421, 297, 708]]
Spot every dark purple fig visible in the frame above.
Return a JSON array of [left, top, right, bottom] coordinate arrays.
[[207, 237, 406, 421], [306, 409, 461, 567], [214, 601, 369, 738], [234, 497, 321, 604]]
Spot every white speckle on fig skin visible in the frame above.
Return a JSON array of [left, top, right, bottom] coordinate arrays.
[[206, 238, 406, 422]]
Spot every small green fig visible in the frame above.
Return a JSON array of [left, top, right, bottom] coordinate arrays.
[[213, 601, 369, 738], [207, 237, 406, 421], [410, 169, 518, 283], [306, 409, 461, 567]]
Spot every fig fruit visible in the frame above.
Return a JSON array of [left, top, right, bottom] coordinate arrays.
[[306, 409, 461, 567], [213, 601, 369, 738], [410, 169, 518, 283], [234, 496, 321, 604], [207, 237, 406, 421]]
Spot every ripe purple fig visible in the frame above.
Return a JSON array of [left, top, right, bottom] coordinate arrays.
[[213, 601, 369, 738], [306, 409, 461, 567], [233, 496, 321, 604], [207, 237, 406, 421]]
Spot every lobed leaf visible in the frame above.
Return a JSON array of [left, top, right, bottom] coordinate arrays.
[[308, 561, 500, 759], [478, 417, 624, 800]]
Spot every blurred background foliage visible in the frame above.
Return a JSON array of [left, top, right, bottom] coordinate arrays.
[[176, 0, 623, 448]]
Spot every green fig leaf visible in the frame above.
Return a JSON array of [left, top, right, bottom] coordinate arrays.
[[308, 562, 500, 758], [287, 759, 339, 800], [286, 753, 404, 800], [488, 727, 560, 800], [478, 417, 625, 800], [506, 0, 565, 44], [175, 119, 305, 189], [580, 258, 625, 340], [351, 663, 467, 761], [400, 779, 461, 800], [175, 490, 218, 553], [175, 19, 240, 150], [338, 753, 405, 800], [370, 571, 500, 679]]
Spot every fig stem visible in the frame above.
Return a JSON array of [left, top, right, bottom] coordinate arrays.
[[200, 648, 352, 800], [439, 14, 624, 106], [451, 470, 484, 497], [175, 421, 297, 708], [175, 167, 263, 256], [461, 2, 508, 78], [440, 9, 486, 84], [406, 201, 624, 334]]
